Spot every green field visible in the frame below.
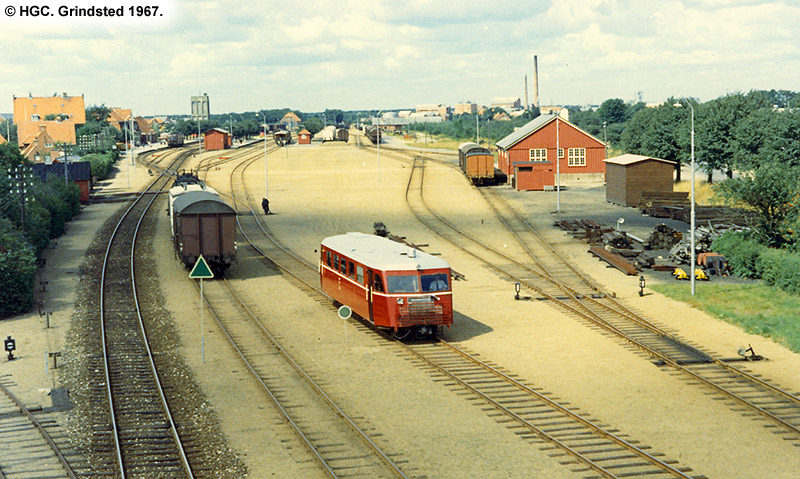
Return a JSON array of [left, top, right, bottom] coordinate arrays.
[[651, 282, 800, 353]]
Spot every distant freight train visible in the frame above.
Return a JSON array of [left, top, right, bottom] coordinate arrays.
[[168, 172, 236, 276], [166, 133, 184, 148], [458, 142, 495, 185], [320, 232, 453, 339]]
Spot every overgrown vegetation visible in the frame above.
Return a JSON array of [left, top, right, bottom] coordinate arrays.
[[0, 143, 81, 317]]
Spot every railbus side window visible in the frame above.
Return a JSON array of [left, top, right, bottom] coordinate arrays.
[[333, 254, 339, 270], [348, 261, 356, 280], [340, 258, 348, 274], [356, 265, 364, 284], [373, 273, 384, 292], [326, 250, 331, 267]]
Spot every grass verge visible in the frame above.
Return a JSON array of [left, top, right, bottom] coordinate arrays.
[[650, 282, 800, 353]]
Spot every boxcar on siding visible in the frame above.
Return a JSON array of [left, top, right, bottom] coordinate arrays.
[[170, 190, 237, 276], [458, 142, 495, 185]]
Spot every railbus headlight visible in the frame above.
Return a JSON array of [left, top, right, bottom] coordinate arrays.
[[396, 298, 404, 305]]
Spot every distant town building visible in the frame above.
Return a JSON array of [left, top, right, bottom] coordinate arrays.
[[13, 93, 86, 148], [416, 104, 451, 120], [491, 97, 521, 112], [20, 124, 59, 162], [191, 93, 210, 121], [539, 106, 570, 121], [454, 102, 478, 115], [0, 133, 6, 144], [280, 112, 301, 130]]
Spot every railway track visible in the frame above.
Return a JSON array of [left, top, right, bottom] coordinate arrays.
[[183, 150, 411, 478], [213, 144, 711, 478], [0, 378, 82, 478], [93, 147, 195, 477], [399, 154, 800, 446]]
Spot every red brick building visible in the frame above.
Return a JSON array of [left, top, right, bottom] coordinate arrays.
[[203, 128, 231, 150], [297, 128, 311, 145], [495, 114, 606, 191]]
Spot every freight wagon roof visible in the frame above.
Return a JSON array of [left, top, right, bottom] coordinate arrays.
[[322, 232, 449, 272], [173, 191, 235, 215]]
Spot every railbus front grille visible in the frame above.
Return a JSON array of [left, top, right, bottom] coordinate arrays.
[[397, 303, 448, 326]]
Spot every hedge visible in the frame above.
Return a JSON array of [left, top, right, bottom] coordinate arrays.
[[712, 231, 800, 294]]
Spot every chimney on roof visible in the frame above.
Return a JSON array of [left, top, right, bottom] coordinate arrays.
[[62, 92, 68, 98], [533, 55, 540, 109]]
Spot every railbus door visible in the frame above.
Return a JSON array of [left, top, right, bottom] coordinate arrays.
[[366, 270, 374, 323]]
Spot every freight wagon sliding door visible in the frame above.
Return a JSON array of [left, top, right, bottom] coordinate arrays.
[[199, 213, 222, 256]]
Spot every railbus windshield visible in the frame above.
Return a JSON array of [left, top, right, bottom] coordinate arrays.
[[386, 275, 420, 294], [421, 273, 449, 292]]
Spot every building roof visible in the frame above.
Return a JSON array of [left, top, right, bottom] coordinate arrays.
[[604, 154, 673, 166], [203, 127, 229, 135], [495, 113, 604, 150], [13, 94, 86, 124], [280, 112, 301, 123], [298, 128, 311, 135], [321, 232, 450, 272], [31, 161, 92, 182], [18, 120, 78, 145]]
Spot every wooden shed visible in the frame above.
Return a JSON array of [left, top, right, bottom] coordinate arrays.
[[297, 128, 311, 145], [604, 154, 674, 206], [203, 128, 231, 151]]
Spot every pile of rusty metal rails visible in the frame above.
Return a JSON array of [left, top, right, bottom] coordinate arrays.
[[553, 218, 615, 244], [644, 224, 683, 250], [667, 224, 747, 264]]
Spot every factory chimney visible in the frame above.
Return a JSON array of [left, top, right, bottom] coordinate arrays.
[[533, 55, 540, 109], [524, 74, 529, 111]]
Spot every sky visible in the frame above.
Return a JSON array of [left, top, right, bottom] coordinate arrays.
[[1, 0, 799, 116]]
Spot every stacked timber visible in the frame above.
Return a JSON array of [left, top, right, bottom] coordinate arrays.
[[638, 191, 690, 217], [675, 206, 758, 226], [553, 219, 615, 244], [645, 224, 683, 250]]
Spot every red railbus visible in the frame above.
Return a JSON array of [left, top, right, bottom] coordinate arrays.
[[320, 232, 453, 338]]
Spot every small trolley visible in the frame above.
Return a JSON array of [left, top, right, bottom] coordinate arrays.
[[320, 232, 453, 338]]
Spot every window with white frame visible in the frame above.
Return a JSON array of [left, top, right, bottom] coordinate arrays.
[[567, 148, 586, 166], [558, 148, 564, 159], [529, 148, 547, 161]]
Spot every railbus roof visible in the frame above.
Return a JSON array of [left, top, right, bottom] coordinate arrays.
[[321, 232, 449, 272]]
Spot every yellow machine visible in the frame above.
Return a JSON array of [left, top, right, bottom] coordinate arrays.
[[672, 268, 709, 281]]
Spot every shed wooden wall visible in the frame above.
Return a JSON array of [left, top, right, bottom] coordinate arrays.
[[605, 160, 674, 206]]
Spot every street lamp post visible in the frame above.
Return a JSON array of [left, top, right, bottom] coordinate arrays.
[[555, 107, 566, 212], [376, 110, 383, 181], [258, 113, 268, 202], [674, 101, 696, 295]]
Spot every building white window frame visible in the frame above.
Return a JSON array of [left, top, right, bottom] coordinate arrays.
[[567, 147, 586, 166], [529, 148, 547, 162], [558, 148, 564, 159]]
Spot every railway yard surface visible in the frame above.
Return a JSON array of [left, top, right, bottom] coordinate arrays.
[[2, 134, 800, 478]]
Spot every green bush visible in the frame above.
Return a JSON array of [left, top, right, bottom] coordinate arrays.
[[711, 231, 765, 278], [759, 248, 800, 294], [84, 152, 117, 180], [0, 218, 36, 317]]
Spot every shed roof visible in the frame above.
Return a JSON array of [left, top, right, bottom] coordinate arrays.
[[31, 161, 92, 182], [204, 127, 229, 135], [322, 232, 450, 272], [604, 154, 673, 166]]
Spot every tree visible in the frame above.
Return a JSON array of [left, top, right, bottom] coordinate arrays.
[[0, 217, 36, 317], [621, 99, 686, 180], [715, 162, 800, 246], [696, 93, 766, 181], [302, 117, 323, 135], [597, 98, 628, 124]]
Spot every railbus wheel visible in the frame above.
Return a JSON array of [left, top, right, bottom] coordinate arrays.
[[392, 328, 413, 341]]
